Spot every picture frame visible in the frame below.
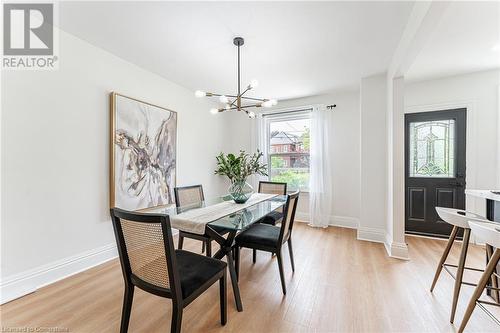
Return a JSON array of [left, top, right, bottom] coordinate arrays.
[[110, 92, 177, 210]]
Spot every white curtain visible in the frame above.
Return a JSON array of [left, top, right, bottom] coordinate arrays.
[[309, 105, 334, 228]]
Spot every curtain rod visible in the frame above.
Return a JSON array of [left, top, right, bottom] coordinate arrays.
[[261, 104, 337, 117], [261, 108, 312, 117]]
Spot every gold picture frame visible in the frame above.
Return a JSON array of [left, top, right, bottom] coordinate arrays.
[[110, 92, 177, 210]]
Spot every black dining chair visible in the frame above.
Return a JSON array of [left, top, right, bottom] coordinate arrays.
[[234, 191, 299, 294], [258, 181, 288, 225], [110, 208, 227, 333], [174, 185, 228, 256], [252, 181, 288, 262]]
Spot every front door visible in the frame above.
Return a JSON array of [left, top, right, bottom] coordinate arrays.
[[405, 109, 466, 238]]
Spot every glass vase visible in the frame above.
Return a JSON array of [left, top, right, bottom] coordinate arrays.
[[229, 180, 254, 204]]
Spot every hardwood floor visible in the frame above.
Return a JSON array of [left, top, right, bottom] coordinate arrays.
[[1, 223, 499, 332]]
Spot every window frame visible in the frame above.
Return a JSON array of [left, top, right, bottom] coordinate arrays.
[[258, 107, 312, 192]]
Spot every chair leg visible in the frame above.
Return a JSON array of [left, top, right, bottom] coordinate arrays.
[[485, 244, 500, 303], [201, 241, 205, 254], [120, 285, 134, 333], [450, 228, 471, 323], [276, 249, 287, 295], [253, 249, 257, 264], [177, 234, 184, 250], [288, 238, 295, 272], [170, 301, 183, 333], [206, 240, 212, 257], [458, 249, 500, 333], [430, 226, 459, 292], [220, 271, 227, 325], [235, 246, 240, 281]]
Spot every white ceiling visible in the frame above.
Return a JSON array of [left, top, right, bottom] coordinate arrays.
[[406, 1, 500, 81], [59, 1, 414, 100]]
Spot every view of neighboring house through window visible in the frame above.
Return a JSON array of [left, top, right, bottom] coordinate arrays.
[[265, 110, 311, 191]]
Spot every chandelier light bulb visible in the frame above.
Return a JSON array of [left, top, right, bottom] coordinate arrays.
[[210, 108, 219, 114], [262, 100, 273, 108], [195, 90, 206, 98], [249, 79, 259, 89], [271, 99, 278, 106], [248, 111, 256, 118], [219, 95, 229, 104], [225, 104, 231, 110]]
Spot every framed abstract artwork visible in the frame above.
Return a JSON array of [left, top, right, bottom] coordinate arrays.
[[110, 92, 177, 210]]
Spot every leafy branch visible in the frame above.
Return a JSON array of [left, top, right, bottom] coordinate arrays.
[[214, 150, 268, 183]]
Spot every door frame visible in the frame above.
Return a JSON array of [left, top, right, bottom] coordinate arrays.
[[404, 108, 467, 238], [402, 100, 477, 238]]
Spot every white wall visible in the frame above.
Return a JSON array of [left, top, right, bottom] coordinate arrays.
[[1, 29, 232, 302], [405, 69, 500, 217], [252, 91, 361, 228]]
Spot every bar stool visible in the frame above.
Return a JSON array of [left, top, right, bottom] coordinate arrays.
[[459, 221, 500, 332], [430, 207, 489, 323]]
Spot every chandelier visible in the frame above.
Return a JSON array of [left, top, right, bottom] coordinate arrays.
[[195, 37, 277, 118]]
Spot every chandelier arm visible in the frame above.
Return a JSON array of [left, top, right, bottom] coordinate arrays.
[[238, 86, 251, 98], [239, 96, 267, 102], [239, 103, 262, 109], [204, 92, 223, 97], [224, 105, 241, 111]]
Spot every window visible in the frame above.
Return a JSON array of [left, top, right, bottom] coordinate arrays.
[[409, 119, 455, 178], [262, 110, 311, 191]]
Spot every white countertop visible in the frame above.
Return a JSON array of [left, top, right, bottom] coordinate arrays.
[[465, 189, 500, 201]]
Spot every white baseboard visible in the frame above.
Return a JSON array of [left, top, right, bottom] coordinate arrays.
[[295, 212, 358, 229], [389, 241, 410, 260], [383, 233, 410, 260], [357, 226, 387, 244], [0, 243, 118, 304], [357, 227, 409, 260]]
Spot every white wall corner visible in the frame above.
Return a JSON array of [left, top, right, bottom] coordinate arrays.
[[0, 243, 118, 305]]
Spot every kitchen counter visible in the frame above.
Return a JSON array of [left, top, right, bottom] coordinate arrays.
[[465, 189, 500, 202]]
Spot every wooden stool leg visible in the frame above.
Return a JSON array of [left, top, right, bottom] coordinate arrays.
[[458, 249, 500, 333], [431, 226, 459, 292], [451, 228, 471, 323], [485, 244, 500, 303]]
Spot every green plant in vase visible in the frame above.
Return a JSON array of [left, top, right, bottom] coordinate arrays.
[[214, 150, 268, 203]]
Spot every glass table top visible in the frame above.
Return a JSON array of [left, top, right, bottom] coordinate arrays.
[[146, 195, 287, 231]]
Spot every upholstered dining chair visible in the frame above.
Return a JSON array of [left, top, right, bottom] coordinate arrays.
[[174, 185, 228, 256], [110, 208, 227, 333], [258, 181, 288, 226], [234, 191, 299, 295], [252, 181, 288, 262]]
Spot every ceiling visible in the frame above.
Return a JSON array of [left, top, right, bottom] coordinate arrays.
[[59, 1, 414, 100], [406, 1, 500, 81]]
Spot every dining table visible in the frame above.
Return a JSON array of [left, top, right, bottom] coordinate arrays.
[[146, 193, 288, 312]]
